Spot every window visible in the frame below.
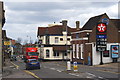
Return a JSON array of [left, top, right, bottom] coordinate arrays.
[[28, 52, 38, 56], [80, 44, 84, 59], [76, 44, 79, 59], [53, 52, 59, 57], [46, 49, 49, 58], [67, 38, 70, 41], [103, 50, 109, 57], [73, 44, 75, 58], [46, 36, 49, 44], [60, 38, 63, 41], [55, 37, 59, 43], [76, 33, 79, 39], [65, 52, 67, 56]]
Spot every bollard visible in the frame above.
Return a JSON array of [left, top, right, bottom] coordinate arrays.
[[67, 61, 71, 71], [73, 62, 78, 72]]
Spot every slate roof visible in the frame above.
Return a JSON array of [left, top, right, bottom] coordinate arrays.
[[2, 30, 7, 39], [37, 25, 79, 36], [82, 13, 108, 30], [110, 19, 120, 30]]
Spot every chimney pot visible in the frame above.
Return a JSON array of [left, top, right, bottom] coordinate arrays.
[[76, 21, 80, 30], [62, 20, 68, 31]]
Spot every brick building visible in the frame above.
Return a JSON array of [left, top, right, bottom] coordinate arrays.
[[71, 13, 120, 65], [37, 20, 79, 61]]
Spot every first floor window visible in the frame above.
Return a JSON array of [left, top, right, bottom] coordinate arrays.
[[46, 49, 50, 58], [53, 52, 59, 57], [55, 37, 59, 43]]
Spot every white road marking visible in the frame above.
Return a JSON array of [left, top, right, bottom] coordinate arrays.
[[56, 70, 62, 72], [86, 72, 96, 77], [86, 76, 92, 78], [9, 66, 14, 68], [68, 73, 79, 77], [50, 68, 56, 70], [98, 76, 103, 79]]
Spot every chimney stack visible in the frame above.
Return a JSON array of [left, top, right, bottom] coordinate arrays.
[[62, 20, 67, 31], [76, 21, 80, 30]]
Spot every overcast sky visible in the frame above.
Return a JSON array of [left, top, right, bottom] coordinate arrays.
[[2, 0, 119, 44]]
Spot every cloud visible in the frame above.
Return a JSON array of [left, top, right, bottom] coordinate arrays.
[[3, 1, 118, 43]]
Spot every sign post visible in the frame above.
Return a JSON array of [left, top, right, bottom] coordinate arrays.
[[96, 22, 107, 65], [111, 45, 119, 62]]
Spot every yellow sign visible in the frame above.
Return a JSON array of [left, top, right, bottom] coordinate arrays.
[[4, 41, 10, 45]]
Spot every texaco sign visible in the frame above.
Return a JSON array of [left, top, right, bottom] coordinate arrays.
[[96, 22, 107, 51]]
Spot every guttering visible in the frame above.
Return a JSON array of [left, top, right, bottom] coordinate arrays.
[[72, 37, 88, 41], [71, 30, 92, 34]]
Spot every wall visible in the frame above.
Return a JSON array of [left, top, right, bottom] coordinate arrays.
[[92, 43, 119, 65], [42, 47, 71, 60], [49, 36, 71, 45]]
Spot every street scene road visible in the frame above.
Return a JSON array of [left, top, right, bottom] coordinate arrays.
[[2, 57, 119, 80], [1, 1, 120, 80]]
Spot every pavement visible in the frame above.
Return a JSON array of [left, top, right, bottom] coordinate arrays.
[[1, 59, 35, 80]]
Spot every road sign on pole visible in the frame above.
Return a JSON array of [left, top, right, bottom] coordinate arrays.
[[4, 41, 10, 45], [96, 22, 107, 65], [96, 22, 107, 51]]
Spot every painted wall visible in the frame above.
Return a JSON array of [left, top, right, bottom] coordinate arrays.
[[92, 43, 119, 65], [49, 36, 71, 45], [40, 47, 71, 60]]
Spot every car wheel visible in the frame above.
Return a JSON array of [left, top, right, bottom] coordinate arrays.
[[38, 67, 40, 69], [26, 66, 29, 70]]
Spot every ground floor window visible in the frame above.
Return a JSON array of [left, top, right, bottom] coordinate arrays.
[[76, 44, 79, 59], [46, 49, 50, 58], [65, 52, 67, 56], [103, 50, 109, 57], [80, 44, 84, 59], [72, 44, 75, 58], [53, 52, 59, 57]]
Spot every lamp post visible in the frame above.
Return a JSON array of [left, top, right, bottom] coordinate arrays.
[[27, 35, 32, 47]]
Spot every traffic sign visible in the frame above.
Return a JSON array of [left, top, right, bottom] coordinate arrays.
[[4, 41, 10, 45]]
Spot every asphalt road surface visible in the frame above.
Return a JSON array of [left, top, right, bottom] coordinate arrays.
[[10, 58, 119, 80]]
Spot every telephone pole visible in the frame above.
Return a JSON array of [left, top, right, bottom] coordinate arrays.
[[0, 1, 5, 74]]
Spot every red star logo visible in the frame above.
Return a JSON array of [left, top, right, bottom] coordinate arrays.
[[97, 23, 106, 32]]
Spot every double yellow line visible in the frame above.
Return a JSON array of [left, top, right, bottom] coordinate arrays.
[[24, 70, 42, 80], [11, 62, 42, 80], [11, 62, 19, 69]]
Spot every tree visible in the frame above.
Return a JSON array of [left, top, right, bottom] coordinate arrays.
[[23, 39, 28, 45], [17, 37, 22, 44]]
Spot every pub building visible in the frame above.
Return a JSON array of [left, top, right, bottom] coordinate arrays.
[[71, 13, 120, 65]]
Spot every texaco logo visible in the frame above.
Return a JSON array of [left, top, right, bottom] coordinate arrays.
[[97, 23, 106, 32]]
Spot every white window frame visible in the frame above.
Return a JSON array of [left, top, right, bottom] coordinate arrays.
[[73, 44, 75, 58], [55, 37, 59, 43], [80, 44, 84, 59], [76, 44, 79, 59]]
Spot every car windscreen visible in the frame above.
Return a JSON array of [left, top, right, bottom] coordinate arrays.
[[28, 59, 37, 62], [28, 52, 38, 56]]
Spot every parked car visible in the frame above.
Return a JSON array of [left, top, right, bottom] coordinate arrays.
[[10, 55, 17, 61], [25, 59, 40, 70]]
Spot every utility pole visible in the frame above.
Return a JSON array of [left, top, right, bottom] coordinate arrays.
[[0, 2, 3, 74], [0, 20, 2, 74]]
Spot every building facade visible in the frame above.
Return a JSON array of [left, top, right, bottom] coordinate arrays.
[[71, 13, 120, 65], [37, 20, 79, 61]]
